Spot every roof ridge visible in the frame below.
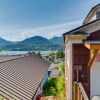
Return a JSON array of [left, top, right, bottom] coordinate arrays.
[[0, 55, 29, 63]]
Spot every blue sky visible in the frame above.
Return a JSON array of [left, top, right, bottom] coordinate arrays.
[[0, 0, 99, 41]]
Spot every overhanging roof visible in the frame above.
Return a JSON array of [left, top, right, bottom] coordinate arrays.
[[83, 40, 100, 49], [63, 18, 100, 37]]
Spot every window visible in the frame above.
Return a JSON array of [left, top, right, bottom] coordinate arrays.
[[96, 11, 100, 18]]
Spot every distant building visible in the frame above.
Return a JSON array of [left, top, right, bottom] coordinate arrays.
[[49, 63, 58, 70], [63, 4, 100, 100], [42, 55, 50, 61], [0, 54, 50, 100], [50, 67, 60, 78], [48, 63, 60, 78]]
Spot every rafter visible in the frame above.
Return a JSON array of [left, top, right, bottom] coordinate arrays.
[[88, 49, 99, 68], [84, 42, 100, 49]]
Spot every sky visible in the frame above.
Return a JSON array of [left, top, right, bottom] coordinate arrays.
[[0, 0, 99, 41]]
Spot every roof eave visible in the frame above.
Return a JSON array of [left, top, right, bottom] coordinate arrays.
[[63, 18, 100, 36]]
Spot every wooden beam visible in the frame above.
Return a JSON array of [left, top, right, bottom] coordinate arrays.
[[84, 42, 100, 49], [91, 45, 100, 49], [88, 49, 99, 68], [83, 42, 91, 49]]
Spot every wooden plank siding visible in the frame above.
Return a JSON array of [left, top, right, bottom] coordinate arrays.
[[87, 30, 100, 40], [72, 44, 90, 98]]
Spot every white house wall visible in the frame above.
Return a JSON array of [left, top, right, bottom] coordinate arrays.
[[65, 39, 82, 100], [88, 7, 100, 23], [91, 59, 100, 98], [82, 22, 100, 34], [65, 40, 73, 100], [88, 13, 96, 23]]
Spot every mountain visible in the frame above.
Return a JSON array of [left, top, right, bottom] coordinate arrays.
[[2, 36, 63, 51], [0, 37, 13, 46], [50, 36, 64, 44], [19, 36, 51, 44]]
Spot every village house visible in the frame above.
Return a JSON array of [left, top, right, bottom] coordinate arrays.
[[0, 54, 50, 100], [63, 4, 100, 100]]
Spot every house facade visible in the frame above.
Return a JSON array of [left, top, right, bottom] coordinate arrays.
[[63, 4, 100, 100]]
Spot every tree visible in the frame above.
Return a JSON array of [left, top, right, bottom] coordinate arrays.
[[43, 78, 58, 96], [0, 48, 3, 52], [37, 52, 41, 57], [56, 49, 64, 60], [49, 52, 55, 63], [43, 62, 65, 100], [60, 63, 65, 75], [56, 76, 65, 99]]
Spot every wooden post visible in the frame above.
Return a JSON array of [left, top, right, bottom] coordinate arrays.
[[77, 70, 79, 82], [77, 85, 80, 100], [79, 92, 81, 100], [73, 82, 77, 100], [80, 95, 83, 100], [75, 83, 78, 100], [73, 82, 75, 100], [88, 49, 99, 68]]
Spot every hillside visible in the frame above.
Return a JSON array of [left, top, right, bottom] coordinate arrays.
[[50, 36, 64, 44], [1, 36, 63, 51], [0, 37, 13, 46], [19, 36, 51, 44]]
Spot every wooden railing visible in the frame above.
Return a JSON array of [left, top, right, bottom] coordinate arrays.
[[73, 82, 89, 100]]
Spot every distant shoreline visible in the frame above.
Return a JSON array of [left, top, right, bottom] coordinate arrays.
[[0, 50, 58, 55]]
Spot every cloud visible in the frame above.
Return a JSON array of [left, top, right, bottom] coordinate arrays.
[[21, 31, 38, 38], [0, 28, 4, 33], [0, 20, 82, 41]]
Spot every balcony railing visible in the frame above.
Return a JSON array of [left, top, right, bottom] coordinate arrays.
[[73, 81, 89, 100]]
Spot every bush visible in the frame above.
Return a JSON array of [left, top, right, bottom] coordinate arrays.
[[43, 62, 65, 99], [60, 62, 65, 75]]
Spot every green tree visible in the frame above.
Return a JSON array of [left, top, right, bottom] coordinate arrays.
[[43, 62, 65, 99], [56, 49, 64, 60], [43, 78, 57, 90], [60, 62, 65, 75], [56, 76, 65, 99], [0, 96, 4, 100], [43, 78, 58, 96], [0, 48, 3, 52], [37, 52, 41, 57], [49, 52, 55, 63]]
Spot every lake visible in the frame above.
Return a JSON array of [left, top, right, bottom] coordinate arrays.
[[0, 51, 57, 55]]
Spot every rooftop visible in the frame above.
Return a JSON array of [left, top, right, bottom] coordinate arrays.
[[83, 3, 100, 24], [0, 54, 50, 100]]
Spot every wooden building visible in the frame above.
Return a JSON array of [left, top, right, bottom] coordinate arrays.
[[63, 4, 100, 100]]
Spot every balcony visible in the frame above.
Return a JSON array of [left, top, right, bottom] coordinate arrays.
[[73, 81, 89, 100]]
